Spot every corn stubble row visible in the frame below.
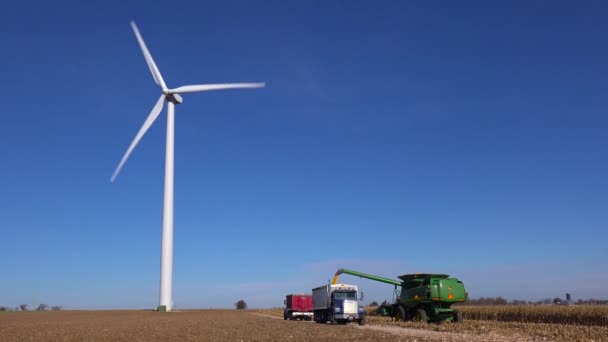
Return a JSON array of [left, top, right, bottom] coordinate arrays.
[[263, 307, 608, 341], [366, 316, 608, 342], [457, 305, 608, 326]]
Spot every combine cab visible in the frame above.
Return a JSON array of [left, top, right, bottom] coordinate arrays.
[[332, 269, 466, 323]]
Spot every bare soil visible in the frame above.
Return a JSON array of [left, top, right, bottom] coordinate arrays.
[[3, 309, 605, 341], [257, 309, 608, 341], [0, 310, 438, 341]]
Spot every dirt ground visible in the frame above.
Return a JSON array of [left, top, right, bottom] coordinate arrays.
[[3, 309, 605, 341], [255, 309, 608, 342], [0, 310, 442, 342]]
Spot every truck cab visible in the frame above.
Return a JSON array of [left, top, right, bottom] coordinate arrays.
[[312, 283, 366, 325]]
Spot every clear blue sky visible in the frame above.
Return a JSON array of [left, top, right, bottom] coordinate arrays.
[[1, 0, 606, 309]]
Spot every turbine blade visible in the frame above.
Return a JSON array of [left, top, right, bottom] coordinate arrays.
[[169, 82, 266, 94], [131, 21, 168, 91], [111, 95, 166, 182]]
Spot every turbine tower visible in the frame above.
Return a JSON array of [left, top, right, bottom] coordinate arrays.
[[111, 22, 265, 312]]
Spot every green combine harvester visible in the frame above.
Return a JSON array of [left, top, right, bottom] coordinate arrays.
[[332, 268, 467, 323]]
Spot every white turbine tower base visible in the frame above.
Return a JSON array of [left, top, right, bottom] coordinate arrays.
[[111, 22, 265, 312]]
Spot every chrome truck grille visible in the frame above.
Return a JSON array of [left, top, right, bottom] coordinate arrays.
[[343, 300, 357, 314]]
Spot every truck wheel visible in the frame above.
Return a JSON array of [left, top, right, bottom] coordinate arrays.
[[453, 309, 462, 323], [413, 309, 428, 323], [394, 305, 406, 322], [283, 310, 288, 320]]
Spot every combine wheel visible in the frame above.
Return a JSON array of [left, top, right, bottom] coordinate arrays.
[[453, 309, 462, 323], [358, 317, 366, 326], [393, 305, 406, 322], [413, 309, 428, 323], [330, 316, 337, 325]]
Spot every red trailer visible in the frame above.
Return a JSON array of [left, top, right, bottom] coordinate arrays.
[[284, 294, 313, 321]]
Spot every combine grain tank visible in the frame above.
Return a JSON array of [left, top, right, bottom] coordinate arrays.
[[283, 294, 313, 321]]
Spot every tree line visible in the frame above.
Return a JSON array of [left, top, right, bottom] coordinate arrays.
[[0, 304, 63, 311], [458, 297, 608, 306]]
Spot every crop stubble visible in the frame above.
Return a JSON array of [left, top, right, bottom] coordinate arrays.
[[263, 307, 608, 341], [0, 310, 433, 342], [3, 307, 607, 341]]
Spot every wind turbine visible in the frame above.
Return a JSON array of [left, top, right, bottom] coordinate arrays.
[[111, 21, 265, 312]]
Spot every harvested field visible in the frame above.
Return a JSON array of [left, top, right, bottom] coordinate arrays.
[[365, 316, 608, 342], [3, 309, 607, 341], [0, 310, 439, 342], [261, 308, 608, 341]]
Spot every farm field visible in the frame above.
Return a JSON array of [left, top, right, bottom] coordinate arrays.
[[262, 305, 608, 341], [0, 309, 435, 342], [364, 316, 608, 341], [457, 305, 608, 326], [2, 307, 607, 341]]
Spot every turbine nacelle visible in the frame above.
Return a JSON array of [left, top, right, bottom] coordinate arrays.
[[166, 93, 183, 104]]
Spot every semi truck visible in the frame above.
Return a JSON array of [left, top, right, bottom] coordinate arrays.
[[283, 294, 313, 321], [312, 283, 366, 325]]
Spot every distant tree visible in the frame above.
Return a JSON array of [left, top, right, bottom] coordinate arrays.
[[460, 296, 511, 306], [36, 304, 49, 311], [51, 306, 63, 311], [0, 306, 9, 311], [234, 300, 247, 310], [368, 301, 379, 307], [495, 297, 507, 305], [19, 304, 28, 311], [14, 307, 20, 311]]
